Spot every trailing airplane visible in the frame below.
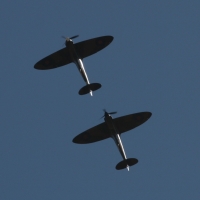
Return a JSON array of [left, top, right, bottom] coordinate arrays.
[[73, 110, 152, 170], [34, 35, 113, 96]]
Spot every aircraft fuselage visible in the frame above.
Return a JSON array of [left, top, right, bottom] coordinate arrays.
[[66, 40, 90, 85], [104, 113, 128, 162]]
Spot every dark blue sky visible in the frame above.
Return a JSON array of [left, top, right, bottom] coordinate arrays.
[[1, 1, 200, 199]]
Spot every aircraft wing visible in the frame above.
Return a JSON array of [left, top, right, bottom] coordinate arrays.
[[34, 48, 72, 70], [73, 122, 110, 144], [113, 112, 152, 134], [74, 36, 113, 59], [34, 36, 113, 70]]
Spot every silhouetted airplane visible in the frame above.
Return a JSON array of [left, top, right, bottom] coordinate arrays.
[[73, 110, 152, 170], [34, 35, 113, 96]]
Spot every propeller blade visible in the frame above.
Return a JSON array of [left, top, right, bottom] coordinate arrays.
[[109, 112, 117, 115], [100, 110, 117, 119], [100, 109, 107, 119], [70, 35, 79, 39], [61, 36, 66, 39]]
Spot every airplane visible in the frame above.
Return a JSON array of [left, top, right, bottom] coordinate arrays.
[[34, 35, 113, 96], [73, 110, 152, 171]]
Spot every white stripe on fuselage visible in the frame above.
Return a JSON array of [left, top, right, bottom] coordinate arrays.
[[75, 59, 92, 96], [76, 59, 90, 84]]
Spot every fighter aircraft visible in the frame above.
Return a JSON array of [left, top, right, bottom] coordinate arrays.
[[73, 110, 152, 171], [34, 35, 113, 96]]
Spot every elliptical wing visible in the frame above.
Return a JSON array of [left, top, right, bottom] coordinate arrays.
[[113, 112, 152, 134], [34, 47, 72, 70], [73, 122, 110, 144], [74, 36, 113, 59]]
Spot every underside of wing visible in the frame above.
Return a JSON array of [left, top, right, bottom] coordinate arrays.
[[73, 122, 110, 144], [34, 47, 72, 70], [114, 112, 152, 134], [74, 36, 113, 59]]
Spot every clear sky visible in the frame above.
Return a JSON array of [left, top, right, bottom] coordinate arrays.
[[1, 1, 200, 199]]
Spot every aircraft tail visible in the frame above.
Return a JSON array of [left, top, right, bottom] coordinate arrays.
[[116, 158, 138, 171], [79, 83, 101, 95]]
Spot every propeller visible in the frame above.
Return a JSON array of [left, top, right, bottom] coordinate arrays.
[[61, 35, 79, 43], [100, 109, 117, 119], [62, 35, 79, 47]]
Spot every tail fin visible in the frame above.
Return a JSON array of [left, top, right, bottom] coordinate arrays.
[[79, 83, 101, 95], [116, 158, 138, 171]]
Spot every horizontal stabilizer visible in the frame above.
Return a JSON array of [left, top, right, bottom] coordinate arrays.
[[79, 83, 101, 95], [116, 158, 138, 170]]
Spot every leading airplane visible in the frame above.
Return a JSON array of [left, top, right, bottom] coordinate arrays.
[[34, 35, 113, 96], [73, 110, 152, 171]]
